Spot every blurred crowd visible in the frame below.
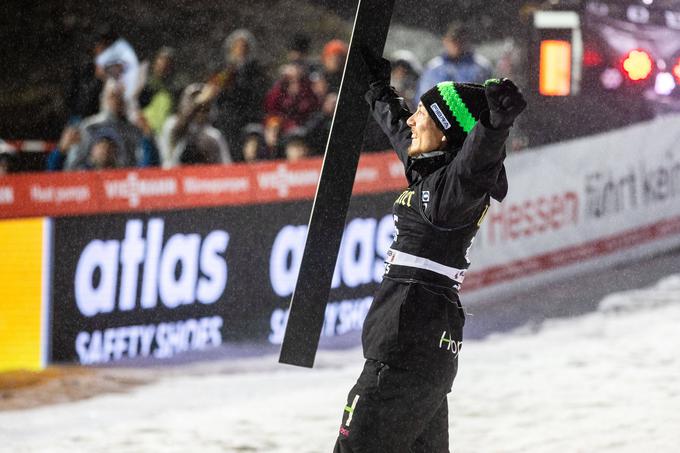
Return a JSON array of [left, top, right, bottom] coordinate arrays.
[[31, 21, 495, 173]]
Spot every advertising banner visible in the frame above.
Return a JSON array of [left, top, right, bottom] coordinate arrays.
[[467, 114, 680, 289], [0, 153, 406, 219], [0, 217, 50, 371], [13, 114, 680, 366], [51, 193, 397, 364]]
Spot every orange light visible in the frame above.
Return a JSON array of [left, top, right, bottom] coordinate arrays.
[[622, 50, 653, 81], [539, 40, 571, 96], [674, 58, 680, 83]]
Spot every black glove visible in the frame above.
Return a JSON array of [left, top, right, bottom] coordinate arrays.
[[484, 78, 527, 129], [360, 46, 391, 87]]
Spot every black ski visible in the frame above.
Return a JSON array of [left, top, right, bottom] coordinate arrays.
[[278, 0, 396, 368]]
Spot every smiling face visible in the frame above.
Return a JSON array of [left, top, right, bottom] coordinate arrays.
[[406, 102, 446, 156]]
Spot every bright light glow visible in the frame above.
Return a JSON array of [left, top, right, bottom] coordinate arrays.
[[601, 68, 623, 90], [655, 72, 675, 95], [539, 40, 571, 96], [622, 50, 653, 81], [674, 58, 680, 83], [583, 48, 603, 67]]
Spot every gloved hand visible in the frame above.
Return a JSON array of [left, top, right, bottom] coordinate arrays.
[[484, 78, 527, 129], [360, 46, 391, 87]]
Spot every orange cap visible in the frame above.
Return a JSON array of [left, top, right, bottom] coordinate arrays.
[[323, 39, 348, 59]]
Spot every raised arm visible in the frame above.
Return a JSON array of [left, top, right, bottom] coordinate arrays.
[[430, 79, 526, 226], [361, 48, 412, 169]]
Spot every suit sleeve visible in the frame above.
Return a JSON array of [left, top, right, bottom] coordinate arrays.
[[364, 82, 412, 170], [429, 110, 509, 226]]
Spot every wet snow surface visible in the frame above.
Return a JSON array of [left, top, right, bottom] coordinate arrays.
[[2, 275, 679, 452]]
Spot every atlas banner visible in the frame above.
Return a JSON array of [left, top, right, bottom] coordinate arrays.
[[20, 114, 680, 365], [50, 194, 397, 365], [0, 217, 50, 372]]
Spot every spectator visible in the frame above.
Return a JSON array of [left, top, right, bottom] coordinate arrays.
[[415, 22, 493, 103], [390, 49, 422, 110], [264, 63, 320, 133], [94, 26, 140, 102], [240, 123, 267, 163], [213, 28, 267, 162], [159, 83, 231, 167], [63, 79, 156, 170], [138, 46, 179, 135], [262, 114, 284, 160], [47, 125, 80, 171], [0, 152, 14, 176], [64, 28, 112, 122], [310, 70, 330, 101], [300, 91, 337, 155], [86, 134, 121, 170], [282, 132, 311, 162], [321, 39, 348, 94], [287, 33, 314, 72]]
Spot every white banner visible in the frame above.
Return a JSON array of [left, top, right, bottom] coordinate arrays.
[[465, 114, 680, 295]]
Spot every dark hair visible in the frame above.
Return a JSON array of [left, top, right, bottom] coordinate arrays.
[[444, 22, 470, 44], [0, 152, 14, 171], [290, 33, 311, 54], [95, 24, 119, 47]]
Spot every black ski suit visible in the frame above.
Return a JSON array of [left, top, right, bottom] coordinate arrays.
[[334, 82, 510, 453]]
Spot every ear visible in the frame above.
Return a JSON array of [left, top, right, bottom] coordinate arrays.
[[438, 135, 448, 151]]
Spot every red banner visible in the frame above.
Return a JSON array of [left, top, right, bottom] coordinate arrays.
[[0, 152, 407, 219]]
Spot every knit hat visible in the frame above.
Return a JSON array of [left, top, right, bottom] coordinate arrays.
[[322, 39, 348, 59], [420, 82, 488, 148]]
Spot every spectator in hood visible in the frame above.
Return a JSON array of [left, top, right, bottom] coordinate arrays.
[[282, 131, 311, 162], [0, 152, 14, 176], [63, 79, 157, 170], [287, 33, 316, 72], [93, 25, 140, 102], [86, 134, 121, 170], [159, 83, 231, 168], [264, 63, 320, 133], [390, 49, 422, 110], [301, 91, 337, 156], [138, 46, 180, 135], [240, 123, 267, 163], [415, 22, 492, 102], [212, 28, 268, 162], [321, 39, 348, 94], [262, 114, 285, 160], [64, 27, 113, 122]]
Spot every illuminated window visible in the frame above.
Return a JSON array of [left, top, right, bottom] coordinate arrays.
[[539, 40, 572, 96]]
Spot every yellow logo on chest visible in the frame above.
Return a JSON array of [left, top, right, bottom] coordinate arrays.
[[395, 189, 415, 208]]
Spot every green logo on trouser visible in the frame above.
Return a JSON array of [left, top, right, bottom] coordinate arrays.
[[439, 330, 462, 357], [344, 394, 360, 426]]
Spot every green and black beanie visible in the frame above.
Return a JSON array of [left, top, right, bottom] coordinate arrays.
[[420, 82, 488, 148]]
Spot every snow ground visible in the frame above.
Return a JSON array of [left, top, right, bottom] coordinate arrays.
[[1, 275, 679, 453]]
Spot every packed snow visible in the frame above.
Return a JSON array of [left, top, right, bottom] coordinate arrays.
[[1, 275, 679, 452]]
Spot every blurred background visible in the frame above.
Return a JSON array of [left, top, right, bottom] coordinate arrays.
[[1, 1, 679, 452]]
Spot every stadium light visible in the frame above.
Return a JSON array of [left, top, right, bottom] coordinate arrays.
[[539, 40, 572, 96], [622, 49, 653, 81], [583, 47, 603, 67], [654, 72, 675, 95]]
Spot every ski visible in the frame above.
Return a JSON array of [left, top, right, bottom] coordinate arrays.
[[278, 0, 396, 368]]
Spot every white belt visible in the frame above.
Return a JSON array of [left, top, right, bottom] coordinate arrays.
[[385, 248, 467, 284]]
